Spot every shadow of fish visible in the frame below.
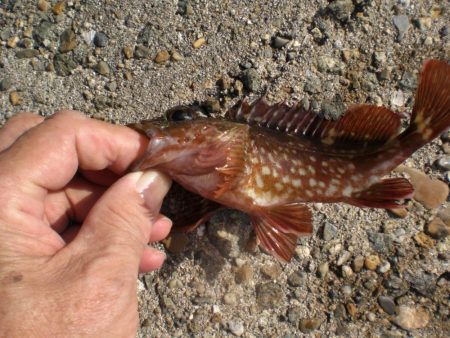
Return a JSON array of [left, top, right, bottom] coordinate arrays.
[[130, 60, 450, 262]]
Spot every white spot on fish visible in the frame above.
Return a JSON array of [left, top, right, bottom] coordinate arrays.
[[308, 165, 316, 175], [325, 185, 338, 196], [343, 186, 353, 197], [282, 176, 290, 184], [309, 156, 317, 162], [318, 181, 326, 188], [255, 174, 264, 189], [309, 178, 317, 187], [275, 183, 284, 191], [299, 168, 306, 176], [337, 167, 345, 174], [322, 161, 329, 167], [262, 166, 271, 176], [292, 179, 302, 188], [305, 190, 314, 197]]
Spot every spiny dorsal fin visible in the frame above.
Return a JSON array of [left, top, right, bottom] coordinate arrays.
[[226, 98, 402, 149]]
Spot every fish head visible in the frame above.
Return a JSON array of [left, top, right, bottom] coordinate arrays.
[[132, 118, 246, 177]]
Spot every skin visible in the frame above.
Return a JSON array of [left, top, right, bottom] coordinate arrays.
[[0, 111, 172, 337]]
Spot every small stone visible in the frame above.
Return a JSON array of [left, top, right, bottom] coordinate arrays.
[[192, 37, 206, 49], [53, 54, 78, 76], [124, 71, 133, 81], [7, 36, 19, 48], [391, 90, 406, 107], [52, 1, 65, 15], [235, 264, 253, 284], [15, 49, 39, 59], [287, 306, 302, 324], [346, 303, 357, 318], [322, 222, 337, 241], [255, 282, 284, 308], [372, 51, 387, 68], [272, 36, 290, 49], [395, 165, 449, 209], [228, 319, 244, 336], [59, 29, 77, 53], [33, 21, 53, 45], [414, 231, 435, 248], [299, 318, 321, 333], [0, 78, 12, 91], [37, 0, 50, 11], [352, 255, 364, 273], [416, 17, 432, 31], [342, 285, 352, 297], [317, 56, 337, 73], [241, 68, 261, 92], [9, 91, 23, 106], [94, 61, 110, 76], [171, 50, 183, 61], [22, 38, 34, 49], [367, 312, 377, 322], [337, 251, 351, 266], [378, 296, 396, 315], [260, 263, 282, 279], [436, 156, 450, 170], [287, 271, 304, 287], [341, 266, 353, 278], [134, 45, 152, 59], [304, 76, 322, 94], [389, 208, 408, 218], [317, 262, 329, 278], [368, 232, 393, 254], [392, 306, 429, 330], [105, 81, 117, 92], [377, 261, 391, 274], [328, 0, 354, 22], [223, 292, 237, 305], [399, 71, 417, 90], [364, 255, 380, 271], [154, 50, 170, 64], [168, 278, 183, 289], [393, 15, 410, 41], [93, 32, 108, 48], [426, 217, 449, 239], [162, 232, 189, 254], [122, 46, 134, 59]]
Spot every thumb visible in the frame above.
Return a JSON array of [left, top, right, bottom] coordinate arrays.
[[68, 170, 171, 272]]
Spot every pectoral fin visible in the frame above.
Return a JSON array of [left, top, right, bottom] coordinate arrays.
[[251, 203, 312, 262]]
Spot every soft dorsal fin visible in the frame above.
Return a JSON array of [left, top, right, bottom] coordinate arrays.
[[226, 98, 402, 149]]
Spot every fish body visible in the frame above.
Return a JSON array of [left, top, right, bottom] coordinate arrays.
[[131, 60, 450, 261]]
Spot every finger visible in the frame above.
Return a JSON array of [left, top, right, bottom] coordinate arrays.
[[139, 247, 166, 273], [0, 110, 148, 221], [149, 215, 172, 243], [0, 112, 44, 152], [45, 176, 106, 233], [64, 170, 171, 274]]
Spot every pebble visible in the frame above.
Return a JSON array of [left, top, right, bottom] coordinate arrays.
[[52, 0, 65, 15], [393, 15, 409, 41], [378, 296, 396, 315], [341, 266, 353, 278], [235, 264, 253, 284], [399, 71, 417, 90], [342, 285, 352, 297], [9, 91, 23, 106], [287, 307, 302, 324], [377, 261, 391, 273], [0, 78, 12, 91], [255, 282, 284, 308], [372, 51, 387, 68], [223, 292, 237, 305], [171, 50, 184, 61], [367, 312, 377, 322], [228, 319, 244, 336], [260, 263, 282, 280], [37, 0, 50, 11], [241, 68, 262, 92], [304, 76, 322, 94], [364, 255, 380, 271], [337, 251, 351, 266], [168, 278, 183, 289], [368, 232, 393, 254], [33, 21, 53, 45], [436, 156, 450, 170], [396, 165, 449, 209], [162, 232, 189, 254], [193, 37, 206, 49], [94, 61, 110, 76], [327, 0, 354, 22], [346, 303, 357, 318], [392, 306, 429, 330], [414, 231, 435, 248], [59, 29, 77, 53], [390, 90, 405, 107], [15, 49, 39, 59], [134, 45, 152, 59], [93, 32, 108, 48], [317, 262, 329, 278], [7, 36, 18, 48], [426, 217, 449, 239], [322, 222, 337, 241], [272, 36, 290, 49], [388, 208, 408, 218], [352, 255, 364, 273], [53, 54, 77, 76], [287, 271, 305, 287], [299, 318, 322, 333], [122, 46, 134, 59], [154, 50, 170, 64]]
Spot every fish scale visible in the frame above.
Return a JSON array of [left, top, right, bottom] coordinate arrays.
[[130, 60, 450, 262]]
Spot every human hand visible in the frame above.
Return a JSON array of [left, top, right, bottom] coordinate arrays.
[[0, 111, 172, 337]]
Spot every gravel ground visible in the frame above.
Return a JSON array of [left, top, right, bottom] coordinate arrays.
[[1, 0, 450, 337]]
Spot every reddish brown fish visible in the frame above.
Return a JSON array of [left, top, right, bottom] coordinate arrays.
[[131, 60, 450, 262]]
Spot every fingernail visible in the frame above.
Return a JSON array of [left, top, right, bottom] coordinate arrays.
[[135, 169, 172, 206], [136, 170, 160, 197]]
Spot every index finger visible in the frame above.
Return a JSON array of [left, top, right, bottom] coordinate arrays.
[[0, 110, 148, 197]]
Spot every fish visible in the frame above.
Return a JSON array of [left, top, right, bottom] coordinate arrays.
[[130, 59, 450, 262]]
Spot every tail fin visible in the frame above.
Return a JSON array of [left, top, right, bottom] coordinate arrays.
[[399, 60, 450, 148]]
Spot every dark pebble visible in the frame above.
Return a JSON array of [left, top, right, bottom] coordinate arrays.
[[322, 222, 337, 241], [378, 296, 396, 315], [327, 0, 354, 22], [93, 32, 108, 47], [368, 232, 393, 254], [15, 49, 39, 59], [241, 68, 262, 92], [255, 282, 284, 309], [53, 54, 78, 76], [33, 21, 53, 45], [299, 318, 321, 333], [399, 71, 417, 90], [0, 78, 13, 91], [134, 45, 152, 59], [272, 36, 290, 49], [287, 271, 305, 287], [404, 271, 436, 297], [59, 29, 77, 53]]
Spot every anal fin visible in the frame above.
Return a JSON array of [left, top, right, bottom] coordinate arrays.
[[251, 203, 312, 262], [347, 178, 414, 209]]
